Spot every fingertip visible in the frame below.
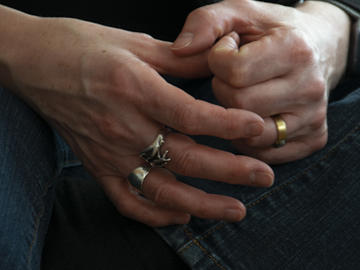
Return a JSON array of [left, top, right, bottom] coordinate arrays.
[[239, 109, 265, 138], [245, 121, 264, 137], [224, 202, 247, 222], [172, 32, 194, 50], [250, 170, 275, 187], [212, 31, 240, 53], [175, 213, 191, 225]]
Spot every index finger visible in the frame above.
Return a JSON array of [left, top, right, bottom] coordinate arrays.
[[139, 71, 265, 140]]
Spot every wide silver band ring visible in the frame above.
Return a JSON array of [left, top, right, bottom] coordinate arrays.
[[140, 134, 171, 167], [127, 165, 151, 191]]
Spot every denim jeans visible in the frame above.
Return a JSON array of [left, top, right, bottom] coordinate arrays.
[[0, 75, 359, 269]]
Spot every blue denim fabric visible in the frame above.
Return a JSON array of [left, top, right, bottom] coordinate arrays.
[[0, 75, 359, 269], [0, 87, 80, 270], [155, 77, 360, 270]]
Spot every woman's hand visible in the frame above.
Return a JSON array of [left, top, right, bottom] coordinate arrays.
[[0, 6, 275, 226], [172, 0, 351, 164]]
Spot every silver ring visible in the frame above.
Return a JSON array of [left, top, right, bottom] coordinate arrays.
[[140, 134, 171, 167], [127, 165, 151, 191]]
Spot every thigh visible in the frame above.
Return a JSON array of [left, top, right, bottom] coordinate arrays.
[[156, 78, 360, 270], [0, 87, 58, 270]]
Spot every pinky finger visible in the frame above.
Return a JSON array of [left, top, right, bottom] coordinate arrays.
[[100, 175, 191, 227]]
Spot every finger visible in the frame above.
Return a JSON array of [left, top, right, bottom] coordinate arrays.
[[171, 2, 235, 55], [100, 175, 191, 227], [212, 76, 297, 117], [208, 31, 293, 88], [95, 130, 274, 187], [243, 102, 327, 148], [163, 133, 274, 187], [130, 33, 211, 78], [142, 168, 246, 222], [138, 70, 265, 140], [233, 125, 328, 164]]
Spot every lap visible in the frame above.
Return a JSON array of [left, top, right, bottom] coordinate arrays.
[[1, 75, 359, 270], [155, 77, 360, 270]]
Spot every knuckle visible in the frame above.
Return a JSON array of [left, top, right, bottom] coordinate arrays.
[[189, 7, 217, 25], [289, 34, 315, 64], [189, 6, 224, 37], [152, 183, 171, 206], [310, 131, 328, 152], [135, 32, 154, 42], [310, 107, 327, 130], [307, 78, 326, 102], [174, 146, 197, 176], [172, 102, 198, 134]]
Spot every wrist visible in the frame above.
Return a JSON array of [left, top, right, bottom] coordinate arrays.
[[296, 1, 351, 89], [303, 0, 360, 77], [0, 6, 39, 90]]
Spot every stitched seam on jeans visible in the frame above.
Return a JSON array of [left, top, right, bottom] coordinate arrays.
[[26, 179, 52, 268], [179, 222, 226, 254], [182, 228, 227, 270], [246, 123, 360, 209], [179, 123, 359, 264]]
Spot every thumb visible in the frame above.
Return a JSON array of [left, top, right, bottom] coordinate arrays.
[[171, 3, 234, 56], [208, 31, 241, 76], [133, 36, 211, 78]]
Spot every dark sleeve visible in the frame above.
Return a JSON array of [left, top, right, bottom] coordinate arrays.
[[334, 0, 360, 10], [268, 0, 360, 10]]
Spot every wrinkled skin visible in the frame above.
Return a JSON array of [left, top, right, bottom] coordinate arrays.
[[0, 6, 275, 226], [172, 0, 350, 164]]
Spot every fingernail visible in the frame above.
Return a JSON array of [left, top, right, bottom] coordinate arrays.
[[246, 122, 263, 137], [224, 205, 246, 221], [172, 32, 194, 49], [214, 45, 229, 52], [250, 171, 274, 187], [175, 214, 191, 224]]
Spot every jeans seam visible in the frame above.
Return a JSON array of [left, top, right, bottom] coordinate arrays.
[[26, 177, 53, 268], [179, 222, 226, 254], [179, 123, 359, 269], [246, 123, 359, 210], [182, 227, 227, 270]]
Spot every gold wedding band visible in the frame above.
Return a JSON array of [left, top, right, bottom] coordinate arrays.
[[272, 115, 287, 147]]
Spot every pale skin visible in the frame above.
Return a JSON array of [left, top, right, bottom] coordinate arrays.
[[172, 0, 351, 164], [0, 0, 351, 227], [0, 5, 273, 227]]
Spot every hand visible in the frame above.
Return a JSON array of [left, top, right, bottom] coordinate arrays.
[[0, 6, 274, 226], [172, 0, 351, 164]]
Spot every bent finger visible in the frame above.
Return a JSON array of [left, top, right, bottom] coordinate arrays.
[[209, 32, 293, 88], [212, 76, 296, 117]]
